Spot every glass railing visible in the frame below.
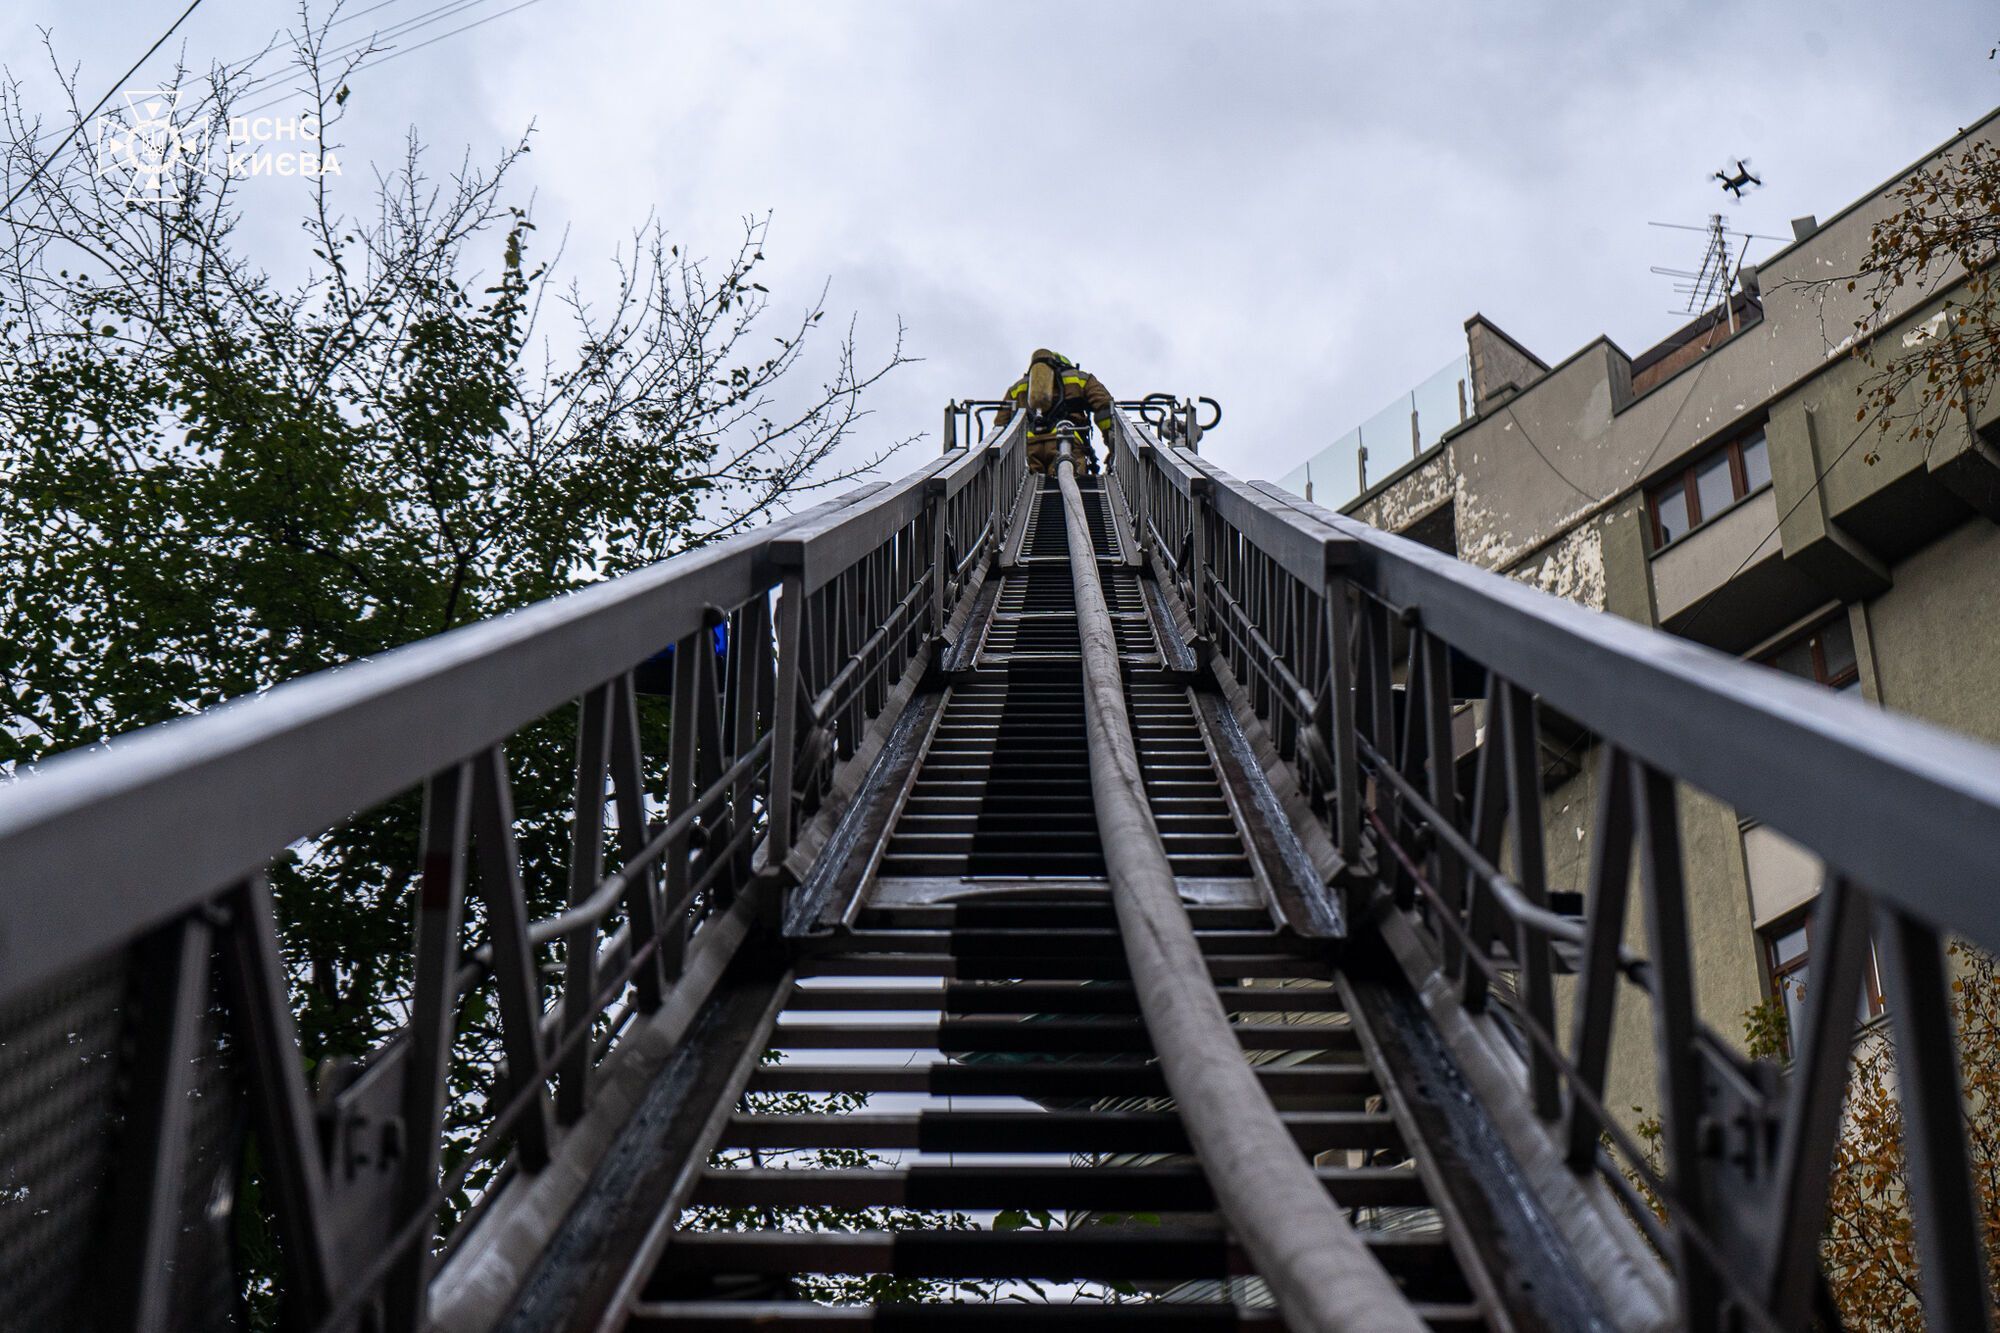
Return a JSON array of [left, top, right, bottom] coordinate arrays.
[[1273, 352, 1470, 510]]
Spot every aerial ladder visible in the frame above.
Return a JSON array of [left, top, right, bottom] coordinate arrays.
[[2, 398, 1998, 1332]]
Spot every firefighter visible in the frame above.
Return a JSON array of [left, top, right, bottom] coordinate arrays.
[[992, 348, 1116, 476]]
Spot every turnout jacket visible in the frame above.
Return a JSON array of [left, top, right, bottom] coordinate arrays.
[[992, 353, 1115, 438]]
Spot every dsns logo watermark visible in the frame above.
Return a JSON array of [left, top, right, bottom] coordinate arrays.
[[93, 90, 209, 202], [94, 90, 342, 202]]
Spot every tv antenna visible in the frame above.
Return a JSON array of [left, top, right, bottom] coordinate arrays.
[[1646, 216, 1785, 324]]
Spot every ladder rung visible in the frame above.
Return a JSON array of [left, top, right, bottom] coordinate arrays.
[[848, 903, 1269, 929], [649, 1228, 1458, 1287], [744, 1060, 1374, 1101], [766, 1018, 1358, 1054], [691, 1163, 1425, 1211], [717, 1110, 1400, 1154], [794, 955, 1334, 981], [780, 982, 1331, 1012], [625, 1302, 1486, 1331], [811, 931, 1319, 958]]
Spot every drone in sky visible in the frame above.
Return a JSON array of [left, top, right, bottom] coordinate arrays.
[[1714, 158, 1762, 200]]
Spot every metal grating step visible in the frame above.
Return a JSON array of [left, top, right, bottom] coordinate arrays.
[[648, 1227, 1461, 1287], [851, 902, 1276, 931], [994, 564, 1144, 616], [978, 614, 1155, 660], [981, 477, 1152, 667], [880, 669, 1100, 878], [1019, 476, 1121, 563], [743, 1061, 1377, 1102], [622, 916, 1483, 1330], [879, 671, 1251, 881], [694, 1163, 1425, 1211], [624, 1302, 1490, 1331], [764, 1020, 1363, 1055], [795, 953, 1335, 981]]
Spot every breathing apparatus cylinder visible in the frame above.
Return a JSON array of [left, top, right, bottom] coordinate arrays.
[[1026, 357, 1059, 414]]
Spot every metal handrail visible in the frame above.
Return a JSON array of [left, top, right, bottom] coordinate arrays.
[[1261, 490, 2000, 942], [1118, 419, 2000, 948], [0, 425, 1031, 1331], [769, 437, 993, 595], [0, 481, 850, 1000], [1109, 407, 2000, 1332]]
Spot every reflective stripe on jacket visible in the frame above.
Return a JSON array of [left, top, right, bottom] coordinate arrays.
[[992, 362, 1114, 436]]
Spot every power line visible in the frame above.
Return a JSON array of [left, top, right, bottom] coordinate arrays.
[[1499, 311, 1740, 520], [0, 0, 207, 220], [222, 0, 549, 125], [20, 0, 525, 158], [336, 0, 548, 78], [21, 0, 418, 147], [225, 0, 505, 108], [1538, 402, 1885, 782], [1500, 403, 1599, 504], [1500, 356, 1711, 508]]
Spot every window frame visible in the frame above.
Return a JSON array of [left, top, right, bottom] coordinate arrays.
[[1759, 610, 1860, 690], [1645, 424, 1772, 552], [1759, 902, 1886, 1060]]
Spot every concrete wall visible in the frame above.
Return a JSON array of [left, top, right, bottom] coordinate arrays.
[[1441, 109, 2000, 585], [1649, 487, 1783, 624], [1509, 510, 1610, 611], [1349, 446, 1454, 536], [1863, 516, 2000, 746], [1466, 314, 1548, 414], [1599, 496, 1656, 627], [1333, 108, 2000, 1139], [1481, 486, 1650, 626], [1542, 763, 1768, 1136]]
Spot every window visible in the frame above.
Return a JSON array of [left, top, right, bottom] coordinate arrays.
[[1740, 431, 1771, 493], [1646, 426, 1772, 550], [1650, 477, 1693, 545], [1762, 613, 1859, 692], [1767, 918, 1812, 1042], [1693, 450, 1734, 524], [1760, 907, 1885, 1058]]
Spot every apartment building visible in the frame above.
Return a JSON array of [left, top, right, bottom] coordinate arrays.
[[1334, 107, 2000, 1119]]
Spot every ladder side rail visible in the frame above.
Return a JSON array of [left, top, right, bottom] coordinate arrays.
[[766, 417, 1025, 872], [0, 477, 872, 999], [1109, 412, 1197, 612], [1111, 411, 1352, 854], [1127, 431, 2000, 1333], [0, 432, 1016, 1330]]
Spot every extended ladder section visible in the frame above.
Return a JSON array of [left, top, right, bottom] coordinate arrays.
[[6, 402, 2000, 1333], [576, 462, 1595, 1332]]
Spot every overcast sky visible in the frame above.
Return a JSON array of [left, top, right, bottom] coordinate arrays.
[[5, 1, 1998, 505]]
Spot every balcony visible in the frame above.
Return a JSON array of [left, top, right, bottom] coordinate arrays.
[[1650, 486, 1827, 651]]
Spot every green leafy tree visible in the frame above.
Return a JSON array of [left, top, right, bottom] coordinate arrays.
[[0, 12, 910, 1298]]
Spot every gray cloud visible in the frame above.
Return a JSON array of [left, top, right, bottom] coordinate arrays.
[[7, 0, 1996, 499]]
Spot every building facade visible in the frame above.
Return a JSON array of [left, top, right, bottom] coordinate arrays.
[[1338, 107, 2000, 1123]]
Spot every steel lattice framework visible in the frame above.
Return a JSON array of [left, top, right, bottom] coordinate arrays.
[[0, 398, 1996, 1331]]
